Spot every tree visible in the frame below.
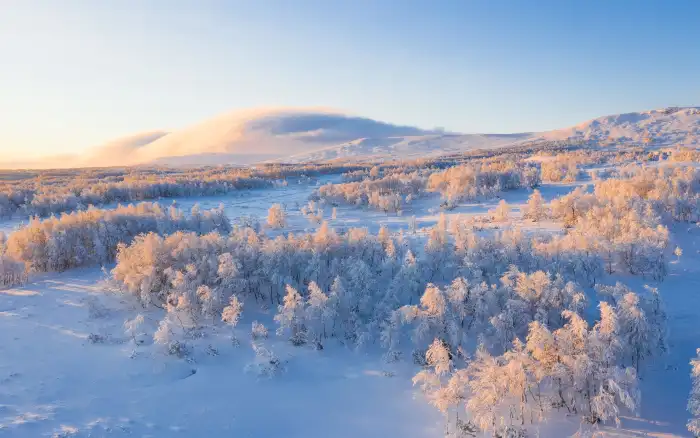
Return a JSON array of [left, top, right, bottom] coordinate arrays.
[[642, 285, 668, 359], [410, 284, 451, 349], [275, 285, 306, 345], [267, 203, 287, 228], [616, 292, 652, 370], [222, 295, 243, 327], [689, 348, 700, 436], [306, 281, 330, 347], [413, 338, 471, 435], [491, 200, 511, 222], [387, 250, 422, 305], [550, 186, 594, 228], [592, 301, 621, 368], [409, 215, 418, 234], [124, 314, 145, 344], [246, 342, 285, 378], [445, 277, 472, 333], [464, 343, 510, 432], [198, 285, 221, 323], [0, 255, 28, 287], [522, 189, 547, 222], [251, 321, 269, 340]]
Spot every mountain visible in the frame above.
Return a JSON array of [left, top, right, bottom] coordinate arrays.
[[3, 106, 699, 169], [282, 107, 700, 163], [534, 106, 700, 145], [128, 108, 434, 166], [283, 133, 533, 163]]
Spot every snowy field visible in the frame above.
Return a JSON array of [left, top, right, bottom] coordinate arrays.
[[1, 159, 699, 437], [0, 269, 441, 437]]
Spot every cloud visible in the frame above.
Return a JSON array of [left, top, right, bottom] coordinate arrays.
[[1, 108, 435, 168], [245, 112, 430, 143], [79, 131, 169, 167]]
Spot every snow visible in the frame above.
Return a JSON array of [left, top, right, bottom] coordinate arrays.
[[0, 268, 441, 437], [2, 175, 698, 436], [537, 107, 700, 147], [5, 106, 699, 170], [283, 133, 532, 163], [2, 152, 700, 436]]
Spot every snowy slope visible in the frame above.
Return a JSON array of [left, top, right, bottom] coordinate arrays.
[[535, 106, 700, 146], [3, 106, 699, 169], [0, 269, 440, 438], [109, 106, 700, 166], [283, 133, 533, 163]]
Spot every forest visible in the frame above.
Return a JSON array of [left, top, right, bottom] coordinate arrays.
[[0, 143, 698, 437]]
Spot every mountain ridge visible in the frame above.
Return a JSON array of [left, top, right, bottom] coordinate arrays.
[[3, 106, 699, 169]]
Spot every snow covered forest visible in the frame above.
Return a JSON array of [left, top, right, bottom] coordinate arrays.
[[1, 141, 700, 437], [0, 163, 360, 219]]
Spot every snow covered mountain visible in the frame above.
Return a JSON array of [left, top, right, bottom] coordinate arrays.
[[282, 133, 533, 163], [126, 108, 434, 167], [3, 106, 699, 169], [287, 106, 700, 163], [96, 106, 700, 166], [535, 106, 700, 146]]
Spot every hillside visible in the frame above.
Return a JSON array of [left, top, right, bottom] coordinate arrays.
[[536, 106, 700, 146], [2, 107, 699, 169]]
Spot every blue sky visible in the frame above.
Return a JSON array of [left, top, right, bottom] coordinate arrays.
[[1, 0, 698, 159]]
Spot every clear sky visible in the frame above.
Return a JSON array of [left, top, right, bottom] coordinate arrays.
[[1, 0, 699, 160]]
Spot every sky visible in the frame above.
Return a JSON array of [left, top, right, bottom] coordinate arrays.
[[1, 0, 699, 160]]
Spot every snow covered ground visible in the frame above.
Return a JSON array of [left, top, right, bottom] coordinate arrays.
[[1, 166, 699, 437], [0, 269, 441, 437]]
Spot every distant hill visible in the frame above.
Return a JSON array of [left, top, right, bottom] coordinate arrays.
[[3, 106, 699, 169]]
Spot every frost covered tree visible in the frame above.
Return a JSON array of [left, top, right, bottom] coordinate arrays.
[[409, 215, 418, 234], [422, 214, 459, 282], [124, 314, 145, 344], [153, 312, 190, 358], [689, 348, 700, 436], [615, 292, 652, 370], [305, 281, 332, 347], [251, 321, 269, 340], [402, 284, 451, 350], [413, 339, 472, 435], [0, 255, 27, 287], [596, 282, 667, 369], [522, 189, 548, 222], [386, 250, 422, 305], [275, 285, 306, 345], [267, 203, 287, 228], [463, 343, 519, 434], [6, 202, 230, 273], [246, 342, 285, 378], [550, 186, 594, 228], [491, 199, 511, 222], [197, 285, 220, 323], [438, 304, 641, 436], [221, 295, 243, 327]]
